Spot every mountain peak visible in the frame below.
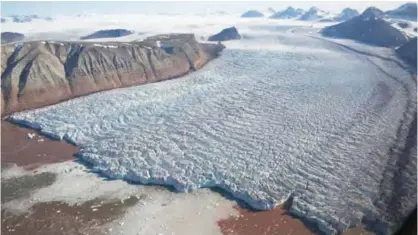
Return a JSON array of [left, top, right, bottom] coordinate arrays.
[[361, 7, 384, 18], [270, 6, 303, 19], [386, 2, 417, 20], [241, 10, 264, 18]]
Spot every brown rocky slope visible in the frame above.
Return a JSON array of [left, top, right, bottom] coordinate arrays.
[[1, 34, 225, 115]]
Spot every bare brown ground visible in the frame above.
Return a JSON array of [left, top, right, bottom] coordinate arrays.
[[1, 120, 79, 170], [218, 205, 317, 235], [1, 196, 139, 235], [218, 204, 377, 235], [218, 203, 378, 235]]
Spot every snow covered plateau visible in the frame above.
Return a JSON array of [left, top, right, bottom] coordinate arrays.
[[9, 23, 417, 235]]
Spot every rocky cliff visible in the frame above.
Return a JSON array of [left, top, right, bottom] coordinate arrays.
[[1, 34, 225, 115]]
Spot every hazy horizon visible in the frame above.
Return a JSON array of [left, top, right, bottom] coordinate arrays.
[[1, 1, 412, 17]]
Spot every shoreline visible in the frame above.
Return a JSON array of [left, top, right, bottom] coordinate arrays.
[[1, 120, 79, 170], [1, 120, 380, 235]]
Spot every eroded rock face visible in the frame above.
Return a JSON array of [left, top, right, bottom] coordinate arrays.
[[1, 34, 225, 115]]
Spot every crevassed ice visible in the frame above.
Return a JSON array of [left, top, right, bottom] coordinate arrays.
[[10, 36, 417, 234]]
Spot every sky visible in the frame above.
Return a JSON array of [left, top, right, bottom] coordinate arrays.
[[1, 1, 411, 17]]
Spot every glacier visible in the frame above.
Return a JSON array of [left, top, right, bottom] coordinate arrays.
[[9, 32, 417, 234]]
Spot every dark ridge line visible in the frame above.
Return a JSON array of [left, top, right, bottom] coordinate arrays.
[[1, 42, 222, 117]]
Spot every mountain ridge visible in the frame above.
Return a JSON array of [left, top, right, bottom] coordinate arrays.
[[1, 34, 225, 115]]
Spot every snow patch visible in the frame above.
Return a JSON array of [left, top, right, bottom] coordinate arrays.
[[93, 43, 118, 49], [26, 133, 35, 139]]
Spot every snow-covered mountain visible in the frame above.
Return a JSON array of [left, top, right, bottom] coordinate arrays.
[[388, 18, 418, 38], [299, 7, 333, 21], [270, 7, 305, 19], [241, 10, 264, 18], [386, 2, 417, 20], [334, 8, 360, 21], [321, 7, 409, 47]]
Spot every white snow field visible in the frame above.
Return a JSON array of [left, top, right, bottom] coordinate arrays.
[[10, 29, 417, 234]]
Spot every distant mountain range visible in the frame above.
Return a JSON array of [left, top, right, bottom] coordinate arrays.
[[269, 7, 305, 19], [244, 3, 417, 23], [299, 7, 330, 21], [1, 14, 53, 23], [321, 7, 409, 47]]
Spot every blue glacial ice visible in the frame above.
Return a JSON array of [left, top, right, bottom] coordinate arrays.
[[10, 35, 417, 234]]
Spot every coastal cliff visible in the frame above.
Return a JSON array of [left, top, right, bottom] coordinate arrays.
[[1, 34, 225, 115]]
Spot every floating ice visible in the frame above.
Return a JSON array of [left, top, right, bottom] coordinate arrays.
[[10, 35, 417, 235], [26, 133, 35, 139]]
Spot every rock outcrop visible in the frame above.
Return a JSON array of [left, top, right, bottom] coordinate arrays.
[[1, 34, 225, 115], [386, 3, 417, 21], [80, 29, 134, 40], [396, 37, 417, 68], [270, 7, 304, 19], [397, 21, 411, 29], [208, 27, 241, 41], [321, 7, 409, 47], [1, 32, 25, 44], [241, 10, 264, 18]]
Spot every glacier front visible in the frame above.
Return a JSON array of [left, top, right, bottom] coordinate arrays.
[[10, 32, 417, 235]]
